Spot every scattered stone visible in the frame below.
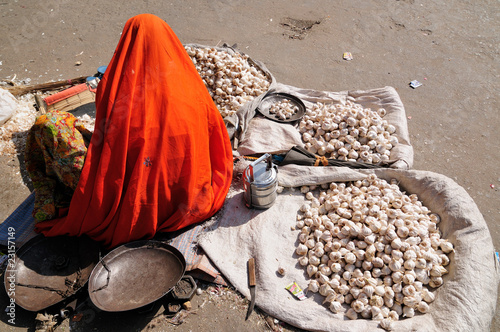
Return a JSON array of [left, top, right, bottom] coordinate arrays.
[[182, 301, 192, 311]]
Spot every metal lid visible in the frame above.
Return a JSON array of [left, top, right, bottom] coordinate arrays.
[[251, 161, 275, 185]]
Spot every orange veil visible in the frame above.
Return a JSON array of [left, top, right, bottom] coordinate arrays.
[[35, 14, 233, 248]]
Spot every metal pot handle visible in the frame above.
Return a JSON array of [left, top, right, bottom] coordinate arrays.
[[249, 153, 272, 182]]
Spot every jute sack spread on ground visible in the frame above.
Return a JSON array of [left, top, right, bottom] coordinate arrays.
[[199, 166, 499, 332], [236, 83, 413, 169], [182, 44, 413, 169]]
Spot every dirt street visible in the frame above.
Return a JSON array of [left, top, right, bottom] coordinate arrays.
[[0, 0, 499, 331]]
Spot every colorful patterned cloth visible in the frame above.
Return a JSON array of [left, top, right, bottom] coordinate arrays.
[[25, 111, 92, 222]]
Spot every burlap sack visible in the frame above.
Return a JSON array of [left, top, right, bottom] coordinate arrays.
[[236, 84, 413, 169], [183, 44, 413, 169], [199, 165, 499, 332]]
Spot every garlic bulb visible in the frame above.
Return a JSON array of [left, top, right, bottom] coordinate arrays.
[[440, 240, 454, 254], [352, 299, 365, 313], [307, 265, 318, 277], [379, 318, 394, 331], [417, 301, 430, 313], [296, 244, 308, 256], [294, 175, 453, 322], [361, 306, 372, 319], [319, 283, 335, 296], [430, 265, 448, 277], [403, 306, 415, 318], [308, 280, 320, 293], [363, 285, 375, 297], [345, 252, 357, 265], [346, 308, 358, 320], [421, 288, 435, 303], [298, 256, 309, 266], [329, 301, 344, 313]]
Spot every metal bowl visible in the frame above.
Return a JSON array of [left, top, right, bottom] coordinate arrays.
[[256, 92, 306, 123], [88, 240, 186, 312]]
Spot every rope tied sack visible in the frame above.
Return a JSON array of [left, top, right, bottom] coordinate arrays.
[[314, 155, 329, 166]]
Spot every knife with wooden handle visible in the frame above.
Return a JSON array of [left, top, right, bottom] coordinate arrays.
[[245, 257, 256, 320]]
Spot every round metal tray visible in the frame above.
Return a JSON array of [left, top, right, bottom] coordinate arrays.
[[256, 92, 306, 123], [88, 240, 186, 312]]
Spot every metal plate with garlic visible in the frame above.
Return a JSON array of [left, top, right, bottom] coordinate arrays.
[[257, 92, 306, 123]]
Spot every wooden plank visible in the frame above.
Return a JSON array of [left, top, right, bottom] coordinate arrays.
[[34, 93, 47, 114], [5, 76, 88, 96]]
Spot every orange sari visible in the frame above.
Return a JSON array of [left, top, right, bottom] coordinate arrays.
[[35, 14, 233, 248]]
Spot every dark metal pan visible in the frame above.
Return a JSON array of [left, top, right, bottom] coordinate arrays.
[[88, 240, 186, 312], [4, 234, 100, 312]]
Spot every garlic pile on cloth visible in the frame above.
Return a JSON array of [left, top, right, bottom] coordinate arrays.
[[299, 101, 398, 165], [185, 46, 271, 118], [269, 99, 300, 120], [294, 174, 453, 330]]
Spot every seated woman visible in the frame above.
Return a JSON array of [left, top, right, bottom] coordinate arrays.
[[26, 14, 233, 248]]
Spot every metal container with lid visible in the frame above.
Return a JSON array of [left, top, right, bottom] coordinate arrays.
[[243, 153, 278, 209]]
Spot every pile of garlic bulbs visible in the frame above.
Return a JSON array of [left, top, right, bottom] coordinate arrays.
[[299, 101, 398, 165], [185, 46, 271, 118], [268, 99, 300, 121], [295, 174, 453, 330]]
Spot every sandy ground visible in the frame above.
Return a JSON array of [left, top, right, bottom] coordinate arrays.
[[0, 0, 499, 331]]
